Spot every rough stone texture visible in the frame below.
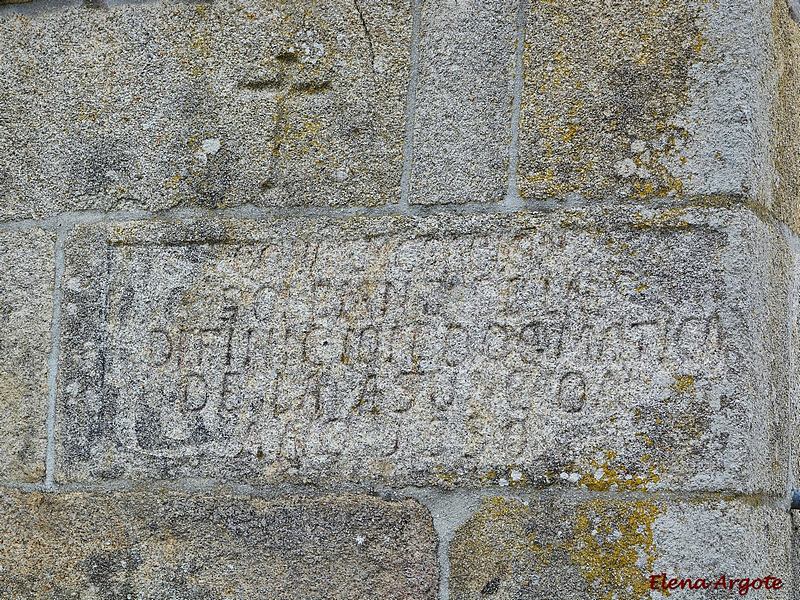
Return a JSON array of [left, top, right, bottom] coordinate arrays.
[[450, 494, 792, 599], [410, 0, 517, 205], [55, 206, 792, 493], [0, 230, 53, 482], [0, 489, 437, 599], [785, 230, 800, 493], [0, 0, 410, 220], [772, 0, 800, 232], [516, 0, 773, 203], [793, 511, 800, 600]]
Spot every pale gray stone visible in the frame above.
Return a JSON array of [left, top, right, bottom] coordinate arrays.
[[0, 229, 53, 482], [790, 0, 800, 22], [0, 489, 438, 599], [0, 0, 410, 220], [55, 207, 792, 493], [789, 230, 800, 493], [410, 0, 517, 204], [449, 494, 792, 599]]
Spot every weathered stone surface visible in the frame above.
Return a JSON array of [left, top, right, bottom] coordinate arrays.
[[517, 0, 773, 203], [793, 511, 800, 600], [783, 231, 800, 493], [449, 494, 792, 599], [410, 0, 517, 204], [0, 0, 410, 220], [0, 489, 437, 599], [772, 0, 800, 232], [56, 206, 790, 491], [0, 230, 53, 482]]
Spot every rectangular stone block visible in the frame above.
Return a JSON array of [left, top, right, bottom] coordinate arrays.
[[56, 206, 789, 492], [0, 0, 410, 220], [410, 0, 518, 204], [793, 512, 800, 600], [790, 233, 800, 492], [0, 489, 437, 598], [772, 0, 800, 233], [517, 0, 772, 203], [449, 494, 792, 599], [0, 229, 53, 482]]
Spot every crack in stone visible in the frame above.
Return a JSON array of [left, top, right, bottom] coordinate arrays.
[[353, 0, 376, 76]]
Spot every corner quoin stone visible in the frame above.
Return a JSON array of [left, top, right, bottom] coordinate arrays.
[[0, 229, 54, 483], [0, 0, 410, 221], [0, 489, 438, 599], [449, 494, 792, 599], [55, 206, 793, 494]]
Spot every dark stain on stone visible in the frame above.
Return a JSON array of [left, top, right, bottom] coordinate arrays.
[[481, 577, 501, 595], [276, 51, 300, 64], [85, 548, 142, 597], [69, 141, 131, 197], [134, 400, 163, 451], [290, 79, 333, 94]]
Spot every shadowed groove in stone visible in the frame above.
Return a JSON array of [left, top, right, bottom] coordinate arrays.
[[44, 231, 66, 489]]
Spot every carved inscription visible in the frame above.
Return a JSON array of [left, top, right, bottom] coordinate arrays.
[[103, 231, 725, 464]]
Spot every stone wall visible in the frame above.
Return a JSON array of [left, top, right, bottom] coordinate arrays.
[[0, 0, 798, 598]]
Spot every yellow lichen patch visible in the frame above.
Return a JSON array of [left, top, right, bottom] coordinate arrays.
[[518, 0, 702, 200], [672, 374, 696, 394], [76, 103, 99, 123], [272, 116, 324, 159], [164, 174, 183, 189], [450, 497, 555, 593], [692, 30, 707, 54], [166, 6, 214, 77], [479, 469, 498, 484], [187, 21, 211, 59], [569, 499, 662, 600], [432, 466, 458, 485], [631, 207, 689, 230], [577, 450, 661, 492], [562, 123, 580, 143], [450, 496, 664, 599], [629, 131, 689, 199]]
